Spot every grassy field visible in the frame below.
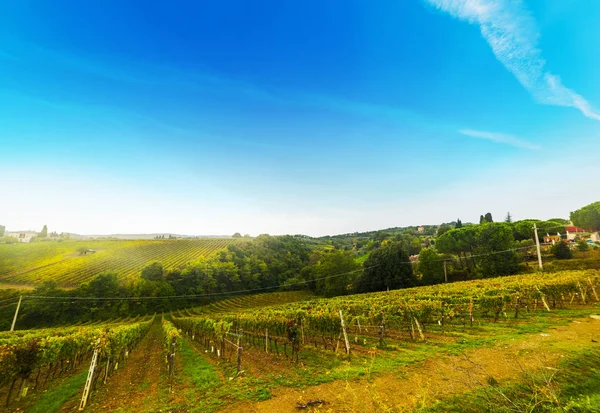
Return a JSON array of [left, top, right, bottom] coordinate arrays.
[[7, 271, 598, 413], [0, 238, 246, 288]]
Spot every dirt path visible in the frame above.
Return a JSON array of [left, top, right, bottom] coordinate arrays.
[[226, 316, 600, 413], [60, 321, 166, 412]]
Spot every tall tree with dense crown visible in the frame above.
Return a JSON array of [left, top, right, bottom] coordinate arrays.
[[141, 261, 164, 282], [39, 225, 48, 238], [417, 248, 445, 285], [356, 242, 415, 293], [437, 224, 452, 237], [504, 212, 512, 223], [474, 223, 519, 276], [570, 201, 600, 232], [315, 250, 360, 297]]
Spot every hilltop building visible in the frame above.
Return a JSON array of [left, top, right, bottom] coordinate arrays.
[[5, 231, 37, 243], [565, 226, 585, 241]]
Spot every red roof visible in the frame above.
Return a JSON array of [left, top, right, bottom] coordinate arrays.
[[566, 226, 584, 232]]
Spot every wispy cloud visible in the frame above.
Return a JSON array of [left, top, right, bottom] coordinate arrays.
[[425, 0, 600, 121], [459, 129, 541, 149]]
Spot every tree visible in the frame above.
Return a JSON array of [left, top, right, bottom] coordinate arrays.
[[504, 212, 512, 223], [315, 251, 360, 297], [39, 225, 48, 238], [0, 225, 4, 237], [356, 242, 415, 293], [84, 272, 121, 297], [437, 224, 452, 237], [77, 246, 89, 255], [232, 232, 242, 238], [474, 223, 519, 277], [551, 241, 573, 260], [570, 201, 600, 232], [436, 224, 518, 278], [479, 215, 486, 224], [417, 248, 445, 285], [455, 219, 462, 229], [484, 213, 493, 223], [511, 220, 565, 243], [141, 261, 164, 282]]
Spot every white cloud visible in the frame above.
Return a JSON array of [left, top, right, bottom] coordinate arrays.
[[459, 128, 541, 149], [425, 0, 600, 121]]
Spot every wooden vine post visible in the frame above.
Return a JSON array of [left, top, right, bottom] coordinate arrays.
[[589, 278, 599, 302], [414, 317, 425, 341], [79, 339, 100, 411], [237, 345, 243, 373], [103, 358, 110, 385], [577, 282, 586, 304], [378, 313, 385, 346], [339, 310, 350, 354], [469, 298, 474, 327], [265, 329, 269, 353], [168, 337, 176, 392]]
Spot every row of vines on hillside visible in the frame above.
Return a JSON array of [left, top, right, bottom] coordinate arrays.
[[172, 270, 600, 359], [1, 239, 245, 287], [0, 315, 155, 407]]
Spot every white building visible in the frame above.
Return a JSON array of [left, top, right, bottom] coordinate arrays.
[[565, 226, 585, 241], [5, 231, 38, 243]]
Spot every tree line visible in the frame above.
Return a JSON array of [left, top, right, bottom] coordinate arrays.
[[3, 201, 599, 329]]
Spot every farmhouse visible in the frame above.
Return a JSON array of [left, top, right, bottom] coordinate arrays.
[[543, 235, 561, 244], [5, 231, 38, 243], [565, 226, 585, 241]]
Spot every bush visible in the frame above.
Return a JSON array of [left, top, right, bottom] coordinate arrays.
[[577, 240, 590, 252], [551, 241, 573, 260]]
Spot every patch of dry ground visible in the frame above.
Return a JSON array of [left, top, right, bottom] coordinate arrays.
[[59, 321, 166, 413], [226, 316, 600, 413]]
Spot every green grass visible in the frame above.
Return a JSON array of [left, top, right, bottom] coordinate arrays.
[[167, 302, 600, 412], [179, 336, 221, 392], [139, 380, 151, 391], [355, 253, 369, 264], [28, 369, 88, 413]]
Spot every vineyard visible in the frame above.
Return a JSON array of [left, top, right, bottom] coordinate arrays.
[[190, 291, 314, 315], [0, 315, 155, 410], [1, 271, 599, 412], [171, 269, 600, 357], [0, 239, 246, 287]]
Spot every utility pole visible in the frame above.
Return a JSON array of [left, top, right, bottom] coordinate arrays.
[[533, 223, 543, 270], [10, 295, 22, 332]]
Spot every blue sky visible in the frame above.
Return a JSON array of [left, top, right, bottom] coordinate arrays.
[[1, 0, 599, 236]]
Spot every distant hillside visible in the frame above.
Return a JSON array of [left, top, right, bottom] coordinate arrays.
[[65, 233, 233, 240], [0, 238, 247, 288]]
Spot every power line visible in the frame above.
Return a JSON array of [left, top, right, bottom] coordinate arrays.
[[24, 264, 380, 302]]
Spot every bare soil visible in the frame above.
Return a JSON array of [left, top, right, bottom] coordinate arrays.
[[59, 321, 166, 412]]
